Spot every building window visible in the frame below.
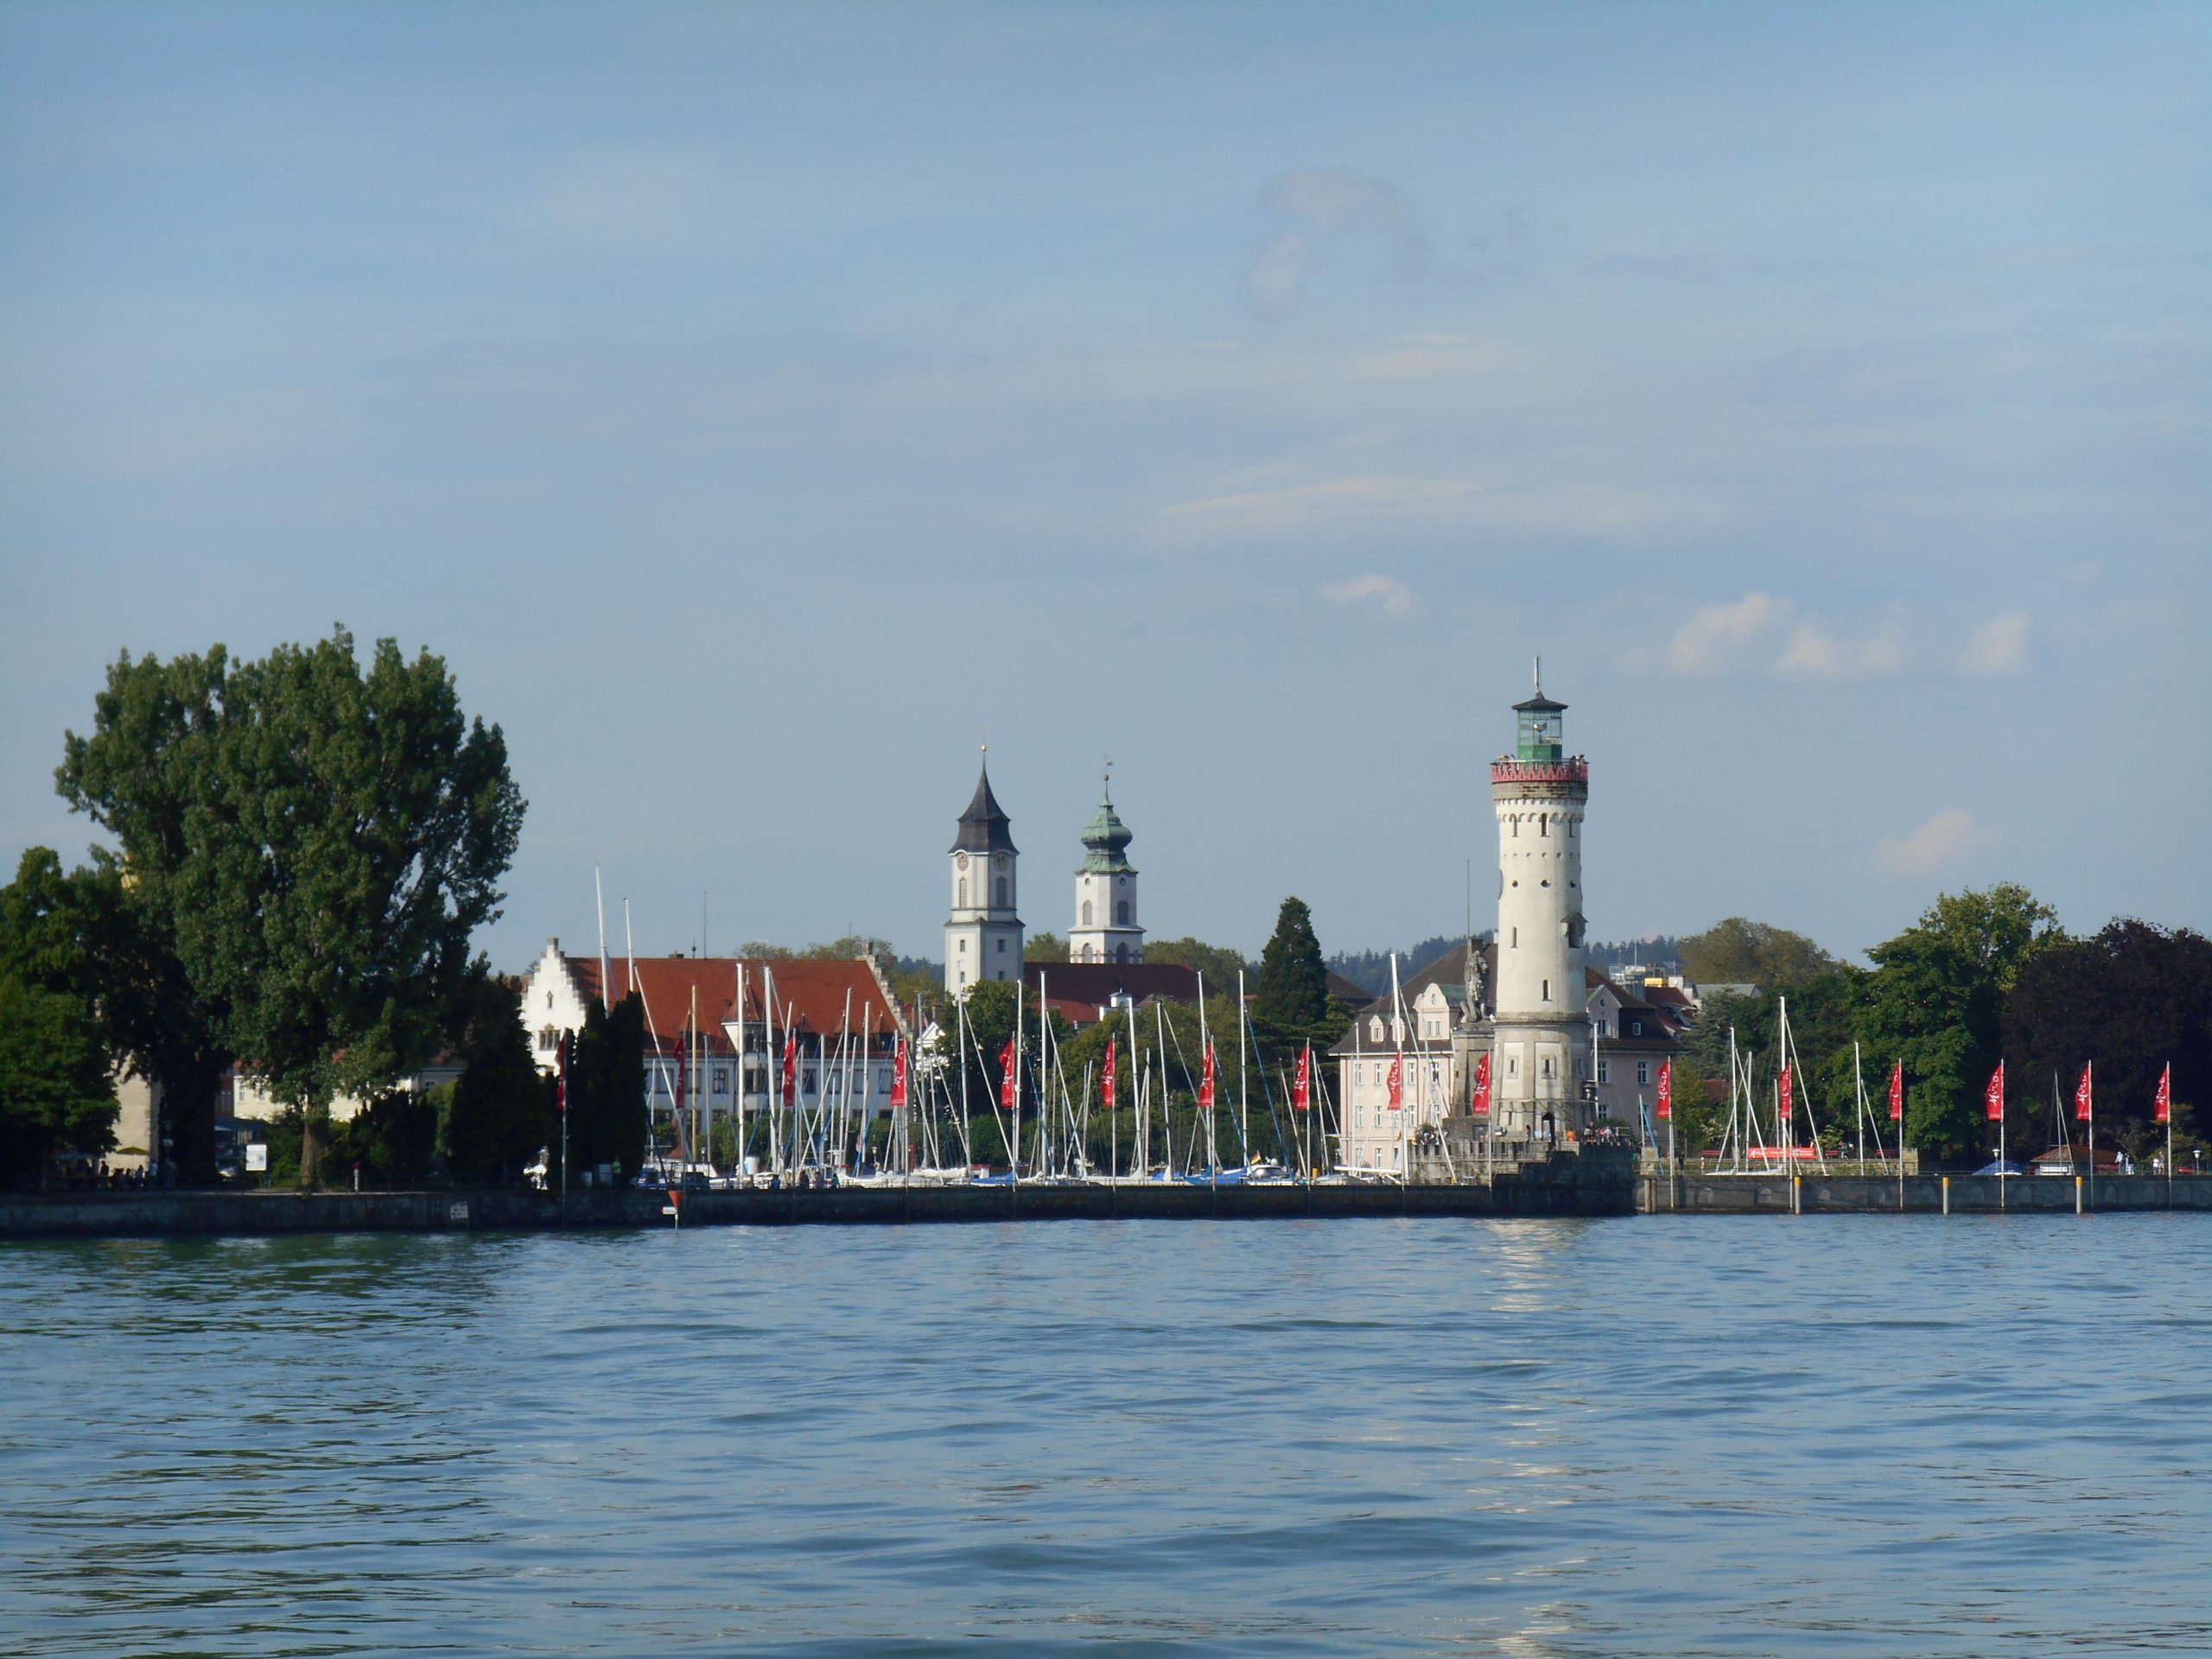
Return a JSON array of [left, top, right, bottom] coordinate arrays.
[[958, 878, 969, 907], [1597, 1060, 1611, 1084], [1541, 815, 1548, 838], [1542, 1056, 1554, 1080], [957, 938, 968, 953], [545, 991, 553, 1009], [1637, 1060, 1651, 1086], [995, 877, 1008, 906], [996, 937, 1007, 953], [1116, 900, 1129, 925], [1631, 1020, 1643, 1036], [1511, 928, 1518, 948], [713, 1067, 728, 1095], [1082, 900, 1094, 926], [1541, 978, 1550, 1002]]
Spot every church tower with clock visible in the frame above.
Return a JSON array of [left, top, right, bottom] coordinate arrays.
[[1489, 664, 1593, 1139], [944, 754, 1023, 994]]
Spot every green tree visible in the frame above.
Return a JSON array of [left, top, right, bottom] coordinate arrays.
[[57, 628, 525, 1185], [327, 1087, 441, 1187], [0, 973, 118, 1184], [2001, 920, 2212, 1161], [440, 976, 555, 1185], [0, 846, 228, 1179], [1024, 931, 1070, 963], [1663, 1055, 1719, 1159], [1146, 937, 1255, 991], [1852, 884, 2064, 1162], [1254, 897, 1331, 1050], [1679, 918, 1837, 989], [566, 993, 648, 1180]]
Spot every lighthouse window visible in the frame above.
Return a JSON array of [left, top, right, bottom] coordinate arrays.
[[1511, 928, 1518, 948], [1543, 1057, 1554, 1080], [1540, 816, 1548, 837], [1542, 978, 1551, 1002]]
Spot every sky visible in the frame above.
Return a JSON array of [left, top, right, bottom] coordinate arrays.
[[3, 2, 2207, 972]]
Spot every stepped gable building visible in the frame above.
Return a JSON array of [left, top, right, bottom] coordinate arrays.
[[1066, 774, 1145, 965], [520, 942, 909, 1146], [944, 756, 1023, 994]]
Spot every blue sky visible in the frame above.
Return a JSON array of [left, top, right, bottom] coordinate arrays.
[[3, 2, 2206, 969]]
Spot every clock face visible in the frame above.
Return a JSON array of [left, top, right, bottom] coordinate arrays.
[[956, 852, 969, 871], [994, 854, 1010, 871]]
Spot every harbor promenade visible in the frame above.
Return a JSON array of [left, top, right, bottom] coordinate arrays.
[[1640, 1170, 2212, 1213]]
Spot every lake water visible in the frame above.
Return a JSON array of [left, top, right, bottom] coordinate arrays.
[[3, 1214, 2208, 1656]]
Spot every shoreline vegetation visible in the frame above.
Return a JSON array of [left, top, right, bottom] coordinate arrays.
[[3, 627, 2208, 1193]]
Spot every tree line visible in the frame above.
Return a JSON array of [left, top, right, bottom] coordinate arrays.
[[1669, 890, 2209, 1165], [0, 627, 641, 1188]]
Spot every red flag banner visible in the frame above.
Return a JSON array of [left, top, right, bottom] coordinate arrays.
[[1777, 1065, 1793, 1122], [2075, 1063, 2093, 1123], [1199, 1042, 1217, 1112], [1472, 1051, 1491, 1116], [1888, 1061, 1904, 1123], [1387, 1053, 1403, 1111], [556, 1033, 571, 1116], [2155, 1063, 2171, 1125], [1103, 1040, 1117, 1115], [888, 1039, 908, 1112], [674, 1037, 688, 1117], [1656, 1058, 1673, 1122], [1292, 1045, 1311, 1111], [780, 1033, 798, 1109], [998, 1039, 1018, 1113], [1985, 1061, 2005, 1122]]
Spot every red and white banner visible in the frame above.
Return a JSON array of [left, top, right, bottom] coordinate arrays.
[[1102, 1039, 1117, 1114], [780, 1033, 798, 1109], [1656, 1057, 1673, 1122], [556, 1033, 571, 1115], [1888, 1061, 1904, 1123], [887, 1039, 908, 1112], [1472, 1050, 1491, 1116], [1386, 1052, 1403, 1111], [2155, 1063, 2171, 1125], [1292, 1045, 1311, 1112], [1985, 1061, 2005, 1122], [998, 1039, 1018, 1113], [2074, 1063, 2093, 1123], [1777, 1065, 1793, 1122], [1198, 1042, 1217, 1112]]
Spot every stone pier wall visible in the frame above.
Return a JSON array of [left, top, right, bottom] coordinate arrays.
[[1641, 1172, 2212, 1214]]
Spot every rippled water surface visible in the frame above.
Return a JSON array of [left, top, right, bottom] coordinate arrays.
[[3, 1213, 2209, 1656]]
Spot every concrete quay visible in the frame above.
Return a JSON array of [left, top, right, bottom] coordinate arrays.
[[1640, 1170, 2212, 1214], [0, 1148, 1637, 1238]]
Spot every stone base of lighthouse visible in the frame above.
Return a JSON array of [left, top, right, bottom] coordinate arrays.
[[1489, 1014, 1594, 1141]]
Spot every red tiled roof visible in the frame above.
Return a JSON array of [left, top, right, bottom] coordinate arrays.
[[564, 956, 904, 1047]]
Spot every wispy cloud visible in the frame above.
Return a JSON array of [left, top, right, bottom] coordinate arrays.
[[1246, 168, 1428, 317], [1320, 572, 1421, 620], [1156, 472, 1728, 546], [1774, 618, 1908, 680], [1959, 611, 2030, 677], [1644, 593, 1791, 677], [1874, 808, 1988, 877]]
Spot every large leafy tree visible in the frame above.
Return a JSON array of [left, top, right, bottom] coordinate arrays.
[[1145, 937, 1255, 991], [1678, 917, 1836, 989], [0, 847, 228, 1178], [2001, 920, 2212, 1159], [0, 974, 118, 1183], [1851, 884, 2064, 1161], [57, 627, 524, 1185]]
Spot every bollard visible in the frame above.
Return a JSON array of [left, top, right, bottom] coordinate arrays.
[[1942, 1174, 1949, 1215], [2075, 1174, 2082, 1216], [1792, 1173, 1802, 1215]]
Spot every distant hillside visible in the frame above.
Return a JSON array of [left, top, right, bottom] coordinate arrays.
[[1327, 933, 1683, 997]]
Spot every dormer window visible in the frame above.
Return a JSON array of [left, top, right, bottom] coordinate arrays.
[[1370, 1016, 1384, 1043]]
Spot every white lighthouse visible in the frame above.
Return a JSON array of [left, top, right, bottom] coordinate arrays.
[[1490, 664, 1592, 1139], [944, 755, 1023, 994]]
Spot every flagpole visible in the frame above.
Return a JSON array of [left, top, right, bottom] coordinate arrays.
[[2087, 1059, 2094, 1213]]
